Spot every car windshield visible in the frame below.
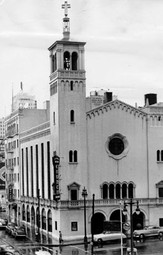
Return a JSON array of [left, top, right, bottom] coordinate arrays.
[[8, 223, 15, 226], [103, 231, 109, 234], [145, 226, 157, 230]]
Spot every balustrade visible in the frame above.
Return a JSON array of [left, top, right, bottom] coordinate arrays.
[[50, 70, 85, 81], [19, 197, 163, 210]]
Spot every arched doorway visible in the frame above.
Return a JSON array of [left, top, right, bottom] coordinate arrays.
[[133, 211, 145, 230], [91, 212, 106, 234], [27, 205, 30, 223], [47, 210, 52, 233], [31, 206, 35, 225], [31, 206, 35, 241], [110, 209, 126, 222], [42, 208, 46, 230], [109, 209, 126, 231]]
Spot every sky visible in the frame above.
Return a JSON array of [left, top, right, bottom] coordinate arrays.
[[0, 0, 163, 117]]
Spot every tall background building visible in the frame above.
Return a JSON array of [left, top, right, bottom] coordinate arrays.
[[12, 82, 37, 112]]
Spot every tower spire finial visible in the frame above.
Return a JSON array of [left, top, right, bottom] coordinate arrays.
[[62, 1, 71, 17], [62, 1, 71, 40]]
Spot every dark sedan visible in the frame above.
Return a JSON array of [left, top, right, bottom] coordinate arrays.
[[6, 222, 17, 235], [0, 218, 8, 230], [12, 226, 26, 239], [0, 244, 17, 254]]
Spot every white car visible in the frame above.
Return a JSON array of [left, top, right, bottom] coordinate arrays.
[[133, 225, 163, 240], [35, 250, 51, 255], [94, 231, 127, 245]]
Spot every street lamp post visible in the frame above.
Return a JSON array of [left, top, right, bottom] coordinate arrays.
[[82, 187, 88, 247], [91, 194, 95, 254], [91, 194, 95, 244], [123, 198, 140, 255], [120, 201, 123, 255]]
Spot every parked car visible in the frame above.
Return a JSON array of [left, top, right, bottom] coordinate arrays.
[[6, 222, 17, 235], [35, 250, 51, 255], [12, 226, 26, 239], [93, 231, 127, 245], [0, 218, 8, 230], [133, 225, 163, 240], [0, 244, 16, 254], [0, 206, 6, 212]]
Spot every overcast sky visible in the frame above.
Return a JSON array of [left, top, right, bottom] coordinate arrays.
[[0, 0, 163, 117]]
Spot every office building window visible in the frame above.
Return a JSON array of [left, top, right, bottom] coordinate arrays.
[[69, 150, 78, 163], [71, 222, 78, 231]]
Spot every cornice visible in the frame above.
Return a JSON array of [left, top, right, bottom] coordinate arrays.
[[19, 121, 50, 144], [86, 99, 147, 120]]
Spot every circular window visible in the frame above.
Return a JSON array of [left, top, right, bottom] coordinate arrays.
[[109, 137, 124, 155], [106, 133, 129, 160]]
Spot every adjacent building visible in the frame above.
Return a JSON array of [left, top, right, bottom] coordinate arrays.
[[0, 117, 5, 208], [4, 87, 49, 224]]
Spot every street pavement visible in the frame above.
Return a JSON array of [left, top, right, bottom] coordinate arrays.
[[90, 238, 163, 255], [1, 228, 163, 255]]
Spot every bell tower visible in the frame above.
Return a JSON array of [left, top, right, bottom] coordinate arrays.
[[48, 1, 87, 200]]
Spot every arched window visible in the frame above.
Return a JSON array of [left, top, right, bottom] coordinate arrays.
[[156, 181, 163, 198], [64, 51, 70, 70], [128, 183, 133, 198], [22, 204, 25, 221], [161, 150, 163, 161], [42, 209, 46, 230], [69, 150, 78, 163], [72, 52, 78, 70], [27, 205, 30, 222], [122, 183, 127, 199], [70, 110, 74, 122], [109, 183, 114, 199], [74, 150, 78, 162], [116, 183, 121, 199], [36, 207, 40, 229], [157, 150, 160, 161], [69, 150, 73, 162], [103, 184, 108, 199], [70, 81, 74, 91], [48, 210, 52, 232], [31, 206, 35, 225]]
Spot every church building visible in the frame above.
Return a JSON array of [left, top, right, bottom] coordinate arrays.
[[5, 1, 163, 243]]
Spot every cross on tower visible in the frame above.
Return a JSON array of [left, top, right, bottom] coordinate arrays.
[[62, 1, 71, 17]]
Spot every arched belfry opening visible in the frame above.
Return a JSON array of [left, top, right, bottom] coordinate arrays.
[[72, 52, 78, 70], [52, 53, 57, 73], [91, 212, 106, 234], [64, 51, 70, 70]]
